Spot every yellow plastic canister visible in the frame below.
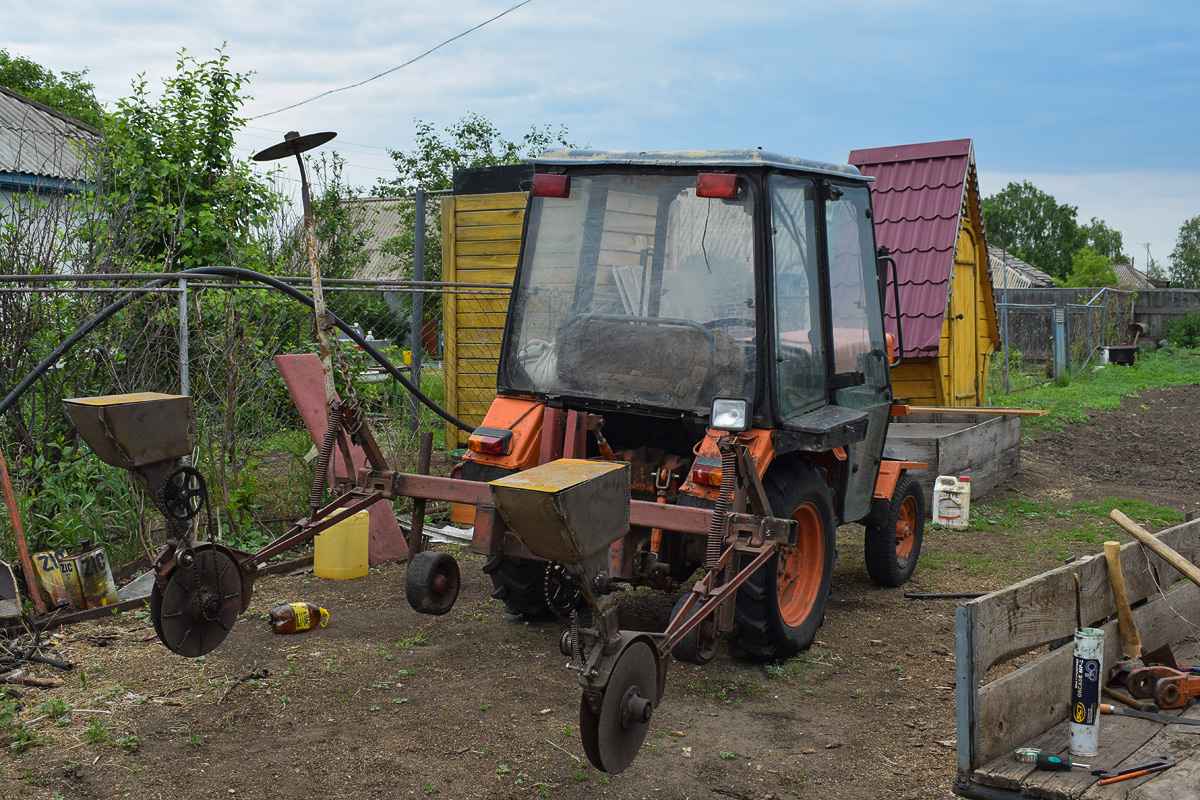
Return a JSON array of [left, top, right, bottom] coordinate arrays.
[[33, 548, 73, 609], [314, 510, 370, 579]]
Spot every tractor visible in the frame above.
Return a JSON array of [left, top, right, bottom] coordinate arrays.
[[71, 149, 925, 776]]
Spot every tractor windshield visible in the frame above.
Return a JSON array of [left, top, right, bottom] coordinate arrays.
[[502, 173, 757, 413]]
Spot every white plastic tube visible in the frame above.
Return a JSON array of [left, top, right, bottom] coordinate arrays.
[[1069, 627, 1105, 757]]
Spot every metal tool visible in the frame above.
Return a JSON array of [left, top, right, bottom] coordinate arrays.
[[1093, 757, 1174, 785], [1143, 668, 1200, 710], [1014, 748, 1089, 770], [1100, 702, 1200, 726], [1103, 685, 1158, 713]]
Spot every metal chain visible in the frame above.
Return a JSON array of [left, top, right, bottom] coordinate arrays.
[[326, 315, 362, 409]]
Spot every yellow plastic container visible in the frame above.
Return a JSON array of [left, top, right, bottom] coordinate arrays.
[[314, 510, 370, 579]]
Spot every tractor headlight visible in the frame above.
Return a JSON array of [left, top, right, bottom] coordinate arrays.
[[710, 397, 750, 432]]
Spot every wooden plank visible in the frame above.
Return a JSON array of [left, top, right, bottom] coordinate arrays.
[[454, 192, 527, 212], [455, 328, 505, 346], [456, 346, 502, 364], [937, 415, 1020, 474], [454, 364, 500, 379], [455, 254, 518, 269], [955, 445, 1020, 499], [909, 405, 1048, 417], [441, 196, 461, 448], [456, 375, 500, 390], [456, 223, 524, 242], [457, 239, 522, 256], [1083, 720, 1200, 799], [973, 721, 1068, 791], [881, 436, 937, 467], [1019, 718, 1160, 800], [456, 311, 509, 328], [957, 602, 981, 782], [974, 520, 1200, 672], [453, 267, 519, 285], [456, 208, 524, 227], [973, 578, 1200, 769]]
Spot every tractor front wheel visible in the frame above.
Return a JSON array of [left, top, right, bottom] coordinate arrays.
[[864, 473, 924, 587], [729, 461, 835, 662]]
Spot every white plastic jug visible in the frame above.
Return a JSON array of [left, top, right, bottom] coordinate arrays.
[[933, 475, 972, 529]]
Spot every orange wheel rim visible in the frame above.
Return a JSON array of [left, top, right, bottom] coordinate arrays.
[[776, 501, 825, 628], [895, 496, 917, 562]]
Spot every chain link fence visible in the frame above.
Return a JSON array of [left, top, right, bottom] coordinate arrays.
[[992, 288, 1136, 394], [0, 273, 508, 565]]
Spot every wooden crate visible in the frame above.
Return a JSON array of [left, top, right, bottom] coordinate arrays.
[[884, 412, 1020, 505], [954, 519, 1200, 798]]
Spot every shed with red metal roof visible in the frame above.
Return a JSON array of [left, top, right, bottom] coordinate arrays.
[[848, 139, 1000, 407]]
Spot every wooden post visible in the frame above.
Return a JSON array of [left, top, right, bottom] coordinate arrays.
[[956, 602, 979, 778]]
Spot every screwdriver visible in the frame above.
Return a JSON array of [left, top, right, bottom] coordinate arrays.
[[1014, 748, 1091, 771]]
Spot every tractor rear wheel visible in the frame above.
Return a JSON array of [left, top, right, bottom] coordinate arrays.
[[483, 555, 553, 620], [729, 461, 835, 662], [864, 473, 924, 587]]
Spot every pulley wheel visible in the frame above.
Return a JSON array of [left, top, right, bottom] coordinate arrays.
[[151, 546, 243, 657], [161, 466, 207, 522], [578, 640, 660, 774], [544, 562, 581, 619], [405, 551, 460, 616]]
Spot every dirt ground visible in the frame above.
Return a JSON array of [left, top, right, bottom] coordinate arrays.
[[4, 384, 1200, 800]]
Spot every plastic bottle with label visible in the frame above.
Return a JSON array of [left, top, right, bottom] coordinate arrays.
[[933, 475, 972, 529], [269, 602, 330, 634]]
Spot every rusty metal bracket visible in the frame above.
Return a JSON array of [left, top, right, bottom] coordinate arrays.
[[737, 440, 772, 516]]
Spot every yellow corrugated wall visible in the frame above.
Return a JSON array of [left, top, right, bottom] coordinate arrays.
[[441, 192, 526, 448]]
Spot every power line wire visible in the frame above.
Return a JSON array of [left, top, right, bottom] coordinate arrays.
[[249, 0, 533, 120]]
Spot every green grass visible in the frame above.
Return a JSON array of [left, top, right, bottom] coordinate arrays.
[[987, 347, 1200, 430], [938, 495, 1186, 581]]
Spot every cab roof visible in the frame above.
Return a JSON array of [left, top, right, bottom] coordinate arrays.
[[532, 149, 869, 182]]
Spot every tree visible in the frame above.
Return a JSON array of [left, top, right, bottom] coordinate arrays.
[[1060, 248, 1118, 288], [981, 181, 1085, 280], [1079, 217, 1127, 264], [1170, 216, 1200, 289], [0, 49, 103, 128], [88, 47, 281, 272], [374, 112, 575, 281]]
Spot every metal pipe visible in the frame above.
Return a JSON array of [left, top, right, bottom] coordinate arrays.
[[410, 188, 426, 434], [0, 266, 475, 430], [178, 278, 189, 397], [0, 443, 46, 616], [408, 431, 433, 557], [0, 273, 510, 290]]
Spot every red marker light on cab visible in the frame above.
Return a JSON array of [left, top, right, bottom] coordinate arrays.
[[696, 173, 737, 199], [531, 174, 570, 198]]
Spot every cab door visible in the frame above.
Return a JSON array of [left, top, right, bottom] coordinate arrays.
[[823, 183, 891, 522]]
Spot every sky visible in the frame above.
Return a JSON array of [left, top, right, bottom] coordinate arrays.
[[6, 0, 1200, 272]]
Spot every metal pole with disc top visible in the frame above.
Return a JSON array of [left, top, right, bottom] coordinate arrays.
[[253, 130, 339, 401]]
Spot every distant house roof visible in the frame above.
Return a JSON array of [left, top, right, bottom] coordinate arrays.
[[987, 245, 1055, 289], [339, 196, 411, 281], [0, 86, 100, 192], [847, 138, 984, 357], [1111, 261, 1155, 290]]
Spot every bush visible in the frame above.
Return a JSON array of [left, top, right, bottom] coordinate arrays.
[[1162, 312, 1200, 348]]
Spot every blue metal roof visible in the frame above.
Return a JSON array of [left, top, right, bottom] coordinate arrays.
[[532, 149, 868, 181]]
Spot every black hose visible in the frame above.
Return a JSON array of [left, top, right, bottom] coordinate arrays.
[[0, 266, 473, 432]]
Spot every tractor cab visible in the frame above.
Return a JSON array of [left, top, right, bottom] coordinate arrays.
[[492, 150, 895, 524]]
